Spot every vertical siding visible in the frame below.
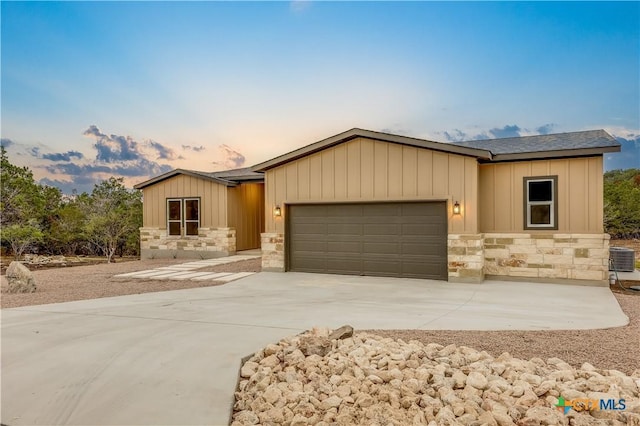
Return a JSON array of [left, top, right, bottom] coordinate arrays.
[[141, 175, 227, 228], [264, 137, 479, 234], [228, 183, 265, 250], [478, 157, 603, 233]]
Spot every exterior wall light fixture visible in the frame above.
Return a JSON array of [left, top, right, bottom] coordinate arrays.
[[274, 205, 282, 217], [453, 201, 461, 215]]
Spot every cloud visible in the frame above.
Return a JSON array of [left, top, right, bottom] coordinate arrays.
[[42, 150, 84, 162], [83, 125, 179, 163], [487, 125, 522, 139], [0, 138, 14, 148], [290, 0, 312, 13], [606, 134, 640, 171], [182, 144, 206, 152], [213, 144, 246, 170], [535, 123, 556, 135], [439, 123, 553, 142]]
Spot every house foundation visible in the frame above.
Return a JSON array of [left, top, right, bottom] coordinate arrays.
[[140, 227, 236, 259]]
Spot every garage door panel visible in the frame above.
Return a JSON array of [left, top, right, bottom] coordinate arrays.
[[327, 241, 361, 253], [327, 223, 362, 235], [401, 242, 443, 256], [363, 223, 401, 236], [327, 204, 363, 217], [363, 242, 401, 254], [290, 240, 326, 251], [326, 258, 362, 275], [291, 223, 327, 234], [288, 202, 447, 280]]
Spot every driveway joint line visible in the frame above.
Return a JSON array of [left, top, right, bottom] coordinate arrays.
[[417, 290, 479, 329], [8, 308, 303, 331]]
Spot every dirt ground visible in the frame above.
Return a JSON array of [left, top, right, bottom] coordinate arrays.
[[0, 258, 261, 309], [2, 257, 638, 374]]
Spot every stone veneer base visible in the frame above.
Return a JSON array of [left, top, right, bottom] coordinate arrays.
[[261, 232, 285, 272], [259, 230, 609, 284], [140, 227, 236, 259], [485, 275, 608, 287]]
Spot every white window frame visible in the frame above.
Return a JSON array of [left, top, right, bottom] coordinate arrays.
[[166, 198, 200, 236], [524, 176, 557, 230]]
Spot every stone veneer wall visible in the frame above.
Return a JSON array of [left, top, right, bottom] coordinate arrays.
[[261, 232, 285, 271], [484, 233, 609, 282], [448, 234, 485, 283], [140, 227, 236, 259]]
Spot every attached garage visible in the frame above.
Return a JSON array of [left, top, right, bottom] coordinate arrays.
[[288, 202, 448, 279]]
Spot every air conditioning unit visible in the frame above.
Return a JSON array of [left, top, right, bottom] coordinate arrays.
[[609, 247, 635, 272]]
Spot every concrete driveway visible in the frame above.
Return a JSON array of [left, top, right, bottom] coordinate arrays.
[[1, 272, 628, 425]]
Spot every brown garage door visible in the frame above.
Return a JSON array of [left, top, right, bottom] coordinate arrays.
[[287, 202, 448, 280]]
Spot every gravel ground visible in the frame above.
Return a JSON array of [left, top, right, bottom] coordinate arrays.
[[2, 259, 638, 374], [0, 257, 261, 309], [368, 291, 639, 375]]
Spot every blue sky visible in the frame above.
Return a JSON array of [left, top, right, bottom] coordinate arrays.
[[2, 1, 639, 193]]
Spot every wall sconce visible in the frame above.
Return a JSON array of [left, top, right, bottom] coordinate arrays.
[[274, 205, 282, 217], [453, 201, 461, 215]]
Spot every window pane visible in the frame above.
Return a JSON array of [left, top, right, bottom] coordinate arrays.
[[530, 205, 551, 225], [169, 222, 182, 235], [185, 222, 199, 235], [168, 200, 182, 220], [529, 181, 552, 202], [185, 200, 199, 220]]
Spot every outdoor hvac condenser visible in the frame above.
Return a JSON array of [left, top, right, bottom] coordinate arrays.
[[609, 247, 635, 272]]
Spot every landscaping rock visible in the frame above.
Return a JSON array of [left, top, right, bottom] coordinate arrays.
[[6, 261, 36, 293], [231, 328, 640, 426], [328, 325, 354, 340]]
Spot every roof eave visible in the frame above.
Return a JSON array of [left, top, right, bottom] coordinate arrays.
[[133, 169, 237, 189], [252, 128, 492, 172], [487, 145, 621, 162]]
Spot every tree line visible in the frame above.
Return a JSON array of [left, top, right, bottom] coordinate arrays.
[[1, 148, 142, 262], [604, 168, 640, 239]]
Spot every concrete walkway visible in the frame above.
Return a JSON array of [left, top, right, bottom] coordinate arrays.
[[114, 254, 260, 282], [1, 272, 628, 425]]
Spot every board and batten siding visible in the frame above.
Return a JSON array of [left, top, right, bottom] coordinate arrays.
[[141, 174, 228, 228], [265, 137, 479, 234], [478, 157, 603, 233], [228, 183, 265, 250]]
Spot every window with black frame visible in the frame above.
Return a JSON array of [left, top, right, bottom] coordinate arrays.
[[524, 176, 558, 230], [167, 198, 200, 236]]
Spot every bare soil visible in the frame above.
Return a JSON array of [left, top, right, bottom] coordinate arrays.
[[0, 258, 261, 309], [2, 257, 638, 374]]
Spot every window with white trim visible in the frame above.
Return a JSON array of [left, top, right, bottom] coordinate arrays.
[[524, 176, 558, 230], [167, 198, 200, 236]]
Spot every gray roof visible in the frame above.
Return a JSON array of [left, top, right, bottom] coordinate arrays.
[[450, 129, 620, 161], [208, 167, 264, 182], [134, 167, 263, 189]]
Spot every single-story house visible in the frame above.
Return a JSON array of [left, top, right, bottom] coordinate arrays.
[[134, 167, 264, 258], [136, 127, 620, 284]]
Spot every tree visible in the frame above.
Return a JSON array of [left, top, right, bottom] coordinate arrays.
[[48, 199, 87, 255], [0, 147, 45, 227], [0, 221, 44, 259], [604, 168, 640, 238], [83, 177, 142, 263]]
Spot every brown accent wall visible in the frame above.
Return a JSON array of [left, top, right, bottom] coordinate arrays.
[[141, 174, 228, 228], [228, 183, 265, 250], [264, 137, 479, 234], [478, 157, 603, 233]]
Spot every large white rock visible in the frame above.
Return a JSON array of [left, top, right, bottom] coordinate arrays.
[[6, 261, 36, 293]]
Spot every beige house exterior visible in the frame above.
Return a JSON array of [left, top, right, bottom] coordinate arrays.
[[252, 128, 619, 284], [134, 168, 264, 259], [136, 127, 619, 284]]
